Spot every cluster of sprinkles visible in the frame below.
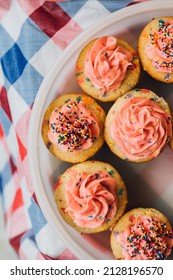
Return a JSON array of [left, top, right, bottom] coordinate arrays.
[[50, 99, 97, 152], [124, 218, 173, 259], [149, 19, 173, 72]]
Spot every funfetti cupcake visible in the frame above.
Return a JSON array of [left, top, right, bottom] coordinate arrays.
[[110, 208, 173, 260], [54, 161, 128, 234], [138, 16, 173, 83], [104, 89, 172, 162], [76, 36, 140, 102], [41, 93, 105, 163]]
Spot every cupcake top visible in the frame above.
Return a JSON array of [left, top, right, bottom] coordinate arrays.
[[138, 16, 173, 82], [63, 170, 118, 228], [84, 36, 133, 93], [146, 18, 173, 74], [104, 89, 172, 162], [41, 93, 105, 163], [110, 96, 172, 161], [54, 160, 128, 233], [112, 209, 173, 260], [48, 99, 100, 152], [76, 36, 140, 102]]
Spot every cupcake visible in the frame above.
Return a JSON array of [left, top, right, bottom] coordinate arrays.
[[110, 208, 173, 260], [76, 36, 140, 102], [54, 161, 128, 234], [104, 89, 172, 162], [138, 16, 173, 83], [41, 93, 105, 163]]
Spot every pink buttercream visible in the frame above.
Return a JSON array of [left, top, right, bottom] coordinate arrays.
[[48, 100, 100, 152], [85, 36, 133, 92], [115, 215, 173, 260], [65, 171, 118, 228], [146, 19, 173, 73], [110, 97, 172, 160]]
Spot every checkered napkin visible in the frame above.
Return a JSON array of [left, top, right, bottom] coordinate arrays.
[[0, 0, 148, 260]]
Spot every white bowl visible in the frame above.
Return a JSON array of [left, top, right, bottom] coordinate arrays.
[[28, 0, 173, 259]]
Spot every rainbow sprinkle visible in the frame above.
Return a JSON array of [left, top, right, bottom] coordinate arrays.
[[50, 101, 97, 152], [149, 19, 173, 72], [124, 218, 173, 259]]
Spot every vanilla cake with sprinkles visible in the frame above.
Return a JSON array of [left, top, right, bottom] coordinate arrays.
[[104, 88, 172, 162], [54, 161, 128, 234], [41, 93, 105, 163], [138, 16, 173, 83], [110, 208, 173, 260], [76, 35, 140, 102]]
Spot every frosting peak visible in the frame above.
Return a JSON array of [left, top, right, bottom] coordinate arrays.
[[116, 215, 173, 260], [146, 19, 173, 73], [65, 171, 118, 228], [110, 97, 172, 160], [85, 36, 133, 92], [48, 99, 100, 152]]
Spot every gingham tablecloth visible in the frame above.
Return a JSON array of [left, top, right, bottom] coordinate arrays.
[[0, 0, 148, 260]]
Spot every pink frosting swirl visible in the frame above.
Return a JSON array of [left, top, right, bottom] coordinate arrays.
[[85, 36, 133, 92], [115, 215, 173, 260], [146, 19, 173, 73], [65, 171, 118, 228], [110, 97, 172, 160], [48, 100, 100, 152]]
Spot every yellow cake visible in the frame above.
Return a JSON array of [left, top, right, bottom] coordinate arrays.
[[76, 36, 140, 102], [41, 93, 105, 163], [104, 88, 172, 162], [138, 16, 173, 83], [54, 160, 128, 234], [110, 208, 173, 260]]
